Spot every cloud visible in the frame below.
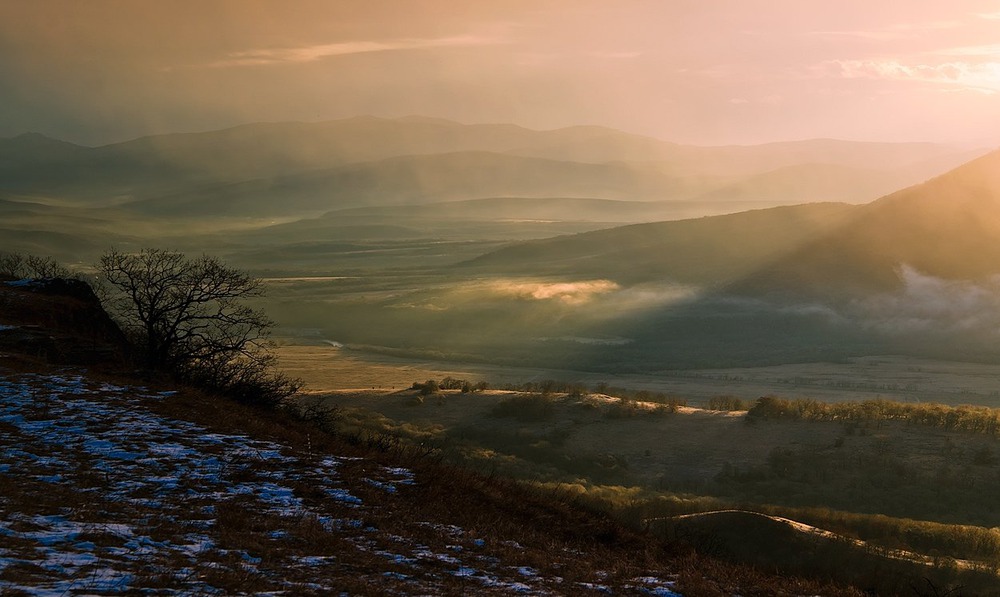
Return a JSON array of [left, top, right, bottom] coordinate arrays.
[[202, 35, 500, 68], [936, 43, 1000, 57], [605, 283, 700, 312], [829, 58, 1000, 93], [852, 265, 1000, 336], [589, 51, 642, 59], [975, 11, 1000, 19], [473, 278, 699, 310], [808, 20, 961, 41], [808, 30, 909, 41]]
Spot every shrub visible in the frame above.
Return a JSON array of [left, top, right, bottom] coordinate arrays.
[[413, 379, 440, 396], [707, 396, 748, 411]]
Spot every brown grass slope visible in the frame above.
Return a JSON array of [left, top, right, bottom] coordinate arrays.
[[0, 278, 128, 366], [653, 510, 1000, 595], [0, 277, 861, 596]]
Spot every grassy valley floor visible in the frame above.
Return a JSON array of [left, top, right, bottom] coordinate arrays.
[[305, 381, 1000, 594]]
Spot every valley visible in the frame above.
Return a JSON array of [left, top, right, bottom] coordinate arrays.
[[5, 115, 1000, 595], [276, 343, 1000, 408]]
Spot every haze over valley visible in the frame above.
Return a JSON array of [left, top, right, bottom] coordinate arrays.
[[4, 116, 999, 377], [6, 2, 1000, 594]]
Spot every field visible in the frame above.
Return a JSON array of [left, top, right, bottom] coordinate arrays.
[[277, 341, 1000, 408], [275, 342, 1000, 593]]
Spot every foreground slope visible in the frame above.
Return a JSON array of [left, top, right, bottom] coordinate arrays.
[[0, 278, 862, 596], [2, 373, 683, 595]]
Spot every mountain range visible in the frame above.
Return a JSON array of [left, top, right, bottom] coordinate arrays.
[[0, 116, 979, 213], [4, 114, 999, 315]]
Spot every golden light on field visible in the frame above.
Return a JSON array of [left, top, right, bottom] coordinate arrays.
[[485, 280, 620, 305]]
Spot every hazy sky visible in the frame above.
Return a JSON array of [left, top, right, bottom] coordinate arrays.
[[2, 1, 998, 146]]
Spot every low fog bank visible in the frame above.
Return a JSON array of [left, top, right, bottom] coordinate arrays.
[[265, 264, 1000, 374]]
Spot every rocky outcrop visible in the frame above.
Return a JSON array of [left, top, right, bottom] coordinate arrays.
[[0, 278, 129, 366]]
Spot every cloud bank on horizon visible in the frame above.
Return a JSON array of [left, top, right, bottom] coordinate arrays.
[[1, 0, 998, 146]]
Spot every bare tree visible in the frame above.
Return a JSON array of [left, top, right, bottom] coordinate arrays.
[[0, 252, 69, 279], [0, 252, 25, 278], [97, 248, 298, 405]]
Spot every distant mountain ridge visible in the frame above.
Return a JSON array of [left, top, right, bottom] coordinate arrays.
[[0, 116, 979, 213], [119, 151, 703, 217]]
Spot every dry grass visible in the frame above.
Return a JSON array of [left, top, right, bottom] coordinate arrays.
[[0, 364, 869, 596], [276, 343, 1000, 408], [310, 385, 1000, 594]]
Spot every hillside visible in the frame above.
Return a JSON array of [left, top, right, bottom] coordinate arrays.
[[688, 162, 922, 205], [0, 277, 868, 595], [0, 117, 982, 270], [0, 117, 682, 202], [732, 147, 1000, 298], [465, 147, 1000, 298], [461, 202, 859, 285], [318, 382, 1000, 594]]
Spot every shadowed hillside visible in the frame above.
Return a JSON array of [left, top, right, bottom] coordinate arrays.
[[461, 202, 858, 286], [731, 148, 1000, 298], [443, 149, 1000, 369], [466, 148, 1000, 298]]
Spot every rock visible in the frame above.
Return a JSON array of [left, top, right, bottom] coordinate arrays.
[[0, 278, 129, 367]]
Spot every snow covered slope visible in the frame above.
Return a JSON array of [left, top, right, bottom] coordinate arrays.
[[0, 372, 683, 595]]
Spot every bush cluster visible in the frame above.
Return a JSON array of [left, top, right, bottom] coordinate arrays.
[[706, 396, 748, 411], [747, 395, 1000, 435], [412, 377, 488, 395]]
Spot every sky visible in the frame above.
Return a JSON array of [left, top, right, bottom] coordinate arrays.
[[1, 0, 998, 146]]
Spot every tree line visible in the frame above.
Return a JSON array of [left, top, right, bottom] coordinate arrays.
[[747, 395, 1000, 435]]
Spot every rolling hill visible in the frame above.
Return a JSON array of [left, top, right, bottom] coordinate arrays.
[[461, 202, 860, 286], [0, 117, 682, 201], [731, 147, 1000, 298], [119, 151, 699, 217], [689, 162, 927, 205], [466, 147, 1000, 299], [297, 196, 791, 228]]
